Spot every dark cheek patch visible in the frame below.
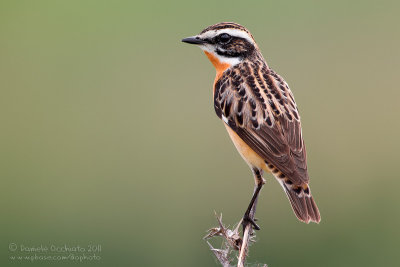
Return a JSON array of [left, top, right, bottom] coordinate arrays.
[[217, 37, 254, 58]]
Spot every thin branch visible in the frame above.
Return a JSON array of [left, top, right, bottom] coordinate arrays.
[[237, 222, 251, 267], [204, 212, 267, 267]]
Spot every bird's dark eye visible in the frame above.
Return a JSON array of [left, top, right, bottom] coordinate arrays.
[[218, 33, 231, 44]]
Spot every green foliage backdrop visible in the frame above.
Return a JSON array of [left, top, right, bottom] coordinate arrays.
[[1, 0, 399, 266]]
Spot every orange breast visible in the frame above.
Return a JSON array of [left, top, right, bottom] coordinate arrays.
[[204, 51, 231, 89]]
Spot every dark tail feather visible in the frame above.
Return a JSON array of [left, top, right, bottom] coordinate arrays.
[[282, 183, 321, 224]]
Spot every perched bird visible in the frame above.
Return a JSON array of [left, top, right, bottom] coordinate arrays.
[[182, 22, 320, 228]]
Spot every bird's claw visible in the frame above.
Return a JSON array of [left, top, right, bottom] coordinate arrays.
[[242, 214, 260, 231]]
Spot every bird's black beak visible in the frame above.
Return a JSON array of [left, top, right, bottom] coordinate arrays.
[[181, 36, 205, 45]]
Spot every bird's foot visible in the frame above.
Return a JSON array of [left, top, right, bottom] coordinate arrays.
[[242, 214, 260, 231]]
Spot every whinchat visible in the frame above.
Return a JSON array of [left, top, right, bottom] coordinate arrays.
[[182, 22, 320, 229]]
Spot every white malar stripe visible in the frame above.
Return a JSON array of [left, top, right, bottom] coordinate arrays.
[[214, 52, 241, 66], [199, 28, 255, 45], [197, 45, 241, 66]]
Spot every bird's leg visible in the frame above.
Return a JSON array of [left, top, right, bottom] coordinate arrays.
[[242, 168, 266, 232]]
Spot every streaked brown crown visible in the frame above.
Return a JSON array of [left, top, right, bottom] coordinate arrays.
[[200, 22, 254, 37]]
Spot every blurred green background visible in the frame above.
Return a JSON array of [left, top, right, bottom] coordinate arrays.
[[1, 0, 399, 266]]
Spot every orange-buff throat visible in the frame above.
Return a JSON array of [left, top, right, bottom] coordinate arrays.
[[204, 51, 231, 88]]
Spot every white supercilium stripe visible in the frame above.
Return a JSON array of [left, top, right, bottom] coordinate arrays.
[[199, 29, 254, 44]]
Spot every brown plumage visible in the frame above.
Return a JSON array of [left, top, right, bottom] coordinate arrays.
[[183, 22, 320, 224]]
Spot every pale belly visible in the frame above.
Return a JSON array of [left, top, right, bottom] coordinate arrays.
[[224, 124, 269, 172]]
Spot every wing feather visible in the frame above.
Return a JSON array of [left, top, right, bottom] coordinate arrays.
[[214, 62, 308, 185]]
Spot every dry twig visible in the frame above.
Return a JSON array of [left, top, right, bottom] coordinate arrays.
[[204, 212, 267, 267]]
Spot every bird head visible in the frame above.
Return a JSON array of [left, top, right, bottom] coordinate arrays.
[[182, 22, 260, 70]]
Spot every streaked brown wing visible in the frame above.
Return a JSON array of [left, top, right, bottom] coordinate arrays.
[[214, 62, 308, 185]]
